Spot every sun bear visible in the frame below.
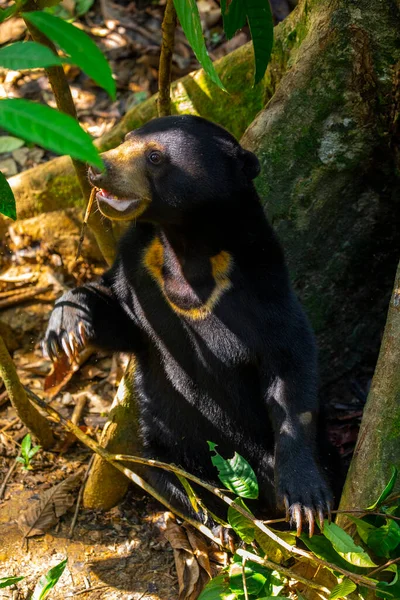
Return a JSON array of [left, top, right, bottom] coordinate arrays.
[[44, 115, 332, 535]]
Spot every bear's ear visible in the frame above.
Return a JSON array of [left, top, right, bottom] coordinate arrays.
[[239, 148, 261, 180]]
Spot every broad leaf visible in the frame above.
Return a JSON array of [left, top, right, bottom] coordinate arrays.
[[368, 467, 398, 510], [21, 433, 32, 458], [0, 41, 62, 70], [172, 0, 225, 90], [75, 0, 95, 16], [0, 5, 18, 23], [208, 442, 259, 498], [246, 0, 274, 84], [32, 559, 67, 600], [198, 573, 234, 600], [376, 566, 400, 599], [229, 561, 271, 597], [23, 12, 116, 99], [255, 528, 296, 563], [228, 498, 255, 542], [348, 516, 377, 545], [367, 519, 400, 558], [0, 99, 103, 168], [0, 136, 24, 153], [221, 0, 246, 40], [0, 576, 25, 588], [329, 578, 357, 599], [301, 534, 362, 574], [322, 521, 377, 567], [0, 171, 16, 220]]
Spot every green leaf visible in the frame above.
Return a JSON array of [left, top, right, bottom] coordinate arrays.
[[221, 0, 246, 40], [246, 0, 274, 84], [0, 99, 103, 168], [0, 576, 25, 588], [208, 442, 259, 499], [322, 521, 377, 567], [257, 597, 290, 599], [367, 519, 400, 558], [32, 558, 67, 600], [0, 171, 17, 220], [301, 534, 362, 574], [255, 528, 296, 563], [75, 0, 95, 16], [28, 445, 41, 460], [23, 12, 116, 99], [228, 498, 255, 543], [0, 5, 18, 23], [0, 136, 24, 153], [198, 573, 235, 600], [20, 433, 32, 458], [368, 467, 398, 510], [376, 566, 400, 599], [176, 474, 200, 513], [0, 41, 62, 70], [347, 516, 377, 545], [329, 578, 357, 599], [172, 0, 225, 91], [229, 561, 271, 597]]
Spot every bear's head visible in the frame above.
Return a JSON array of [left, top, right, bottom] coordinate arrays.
[[88, 115, 260, 223]]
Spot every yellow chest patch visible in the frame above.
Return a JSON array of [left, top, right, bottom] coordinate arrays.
[[143, 236, 233, 320]]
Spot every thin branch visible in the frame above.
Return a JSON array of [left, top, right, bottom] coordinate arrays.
[[368, 556, 400, 577], [157, 0, 177, 117], [334, 508, 400, 522], [23, 4, 116, 266], [0, 337, 54, 448], [0, 452, 20, 500], [241, 557, 249, 600], [24, 387, 380, 591]]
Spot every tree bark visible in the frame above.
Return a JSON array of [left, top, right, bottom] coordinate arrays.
[[83, 0, 400, 510], [337, 260, 400, 524]]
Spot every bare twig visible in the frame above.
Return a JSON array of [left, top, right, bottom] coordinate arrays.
[[75, 187, 97, 262], [0, 337, 54, 448], [241, 556, 249, 600], [157, 0, 177, 117], [24, 386, 380, 591], [368, 556, 400, 577], [334, 508, 400, 522], [0, 452, 20, 500], [69, 455, 93, 538], [0, 285, 52, 310]]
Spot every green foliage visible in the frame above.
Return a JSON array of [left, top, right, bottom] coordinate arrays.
[[0, 99, 103, 169], [368, 519, 400, 558], [0, 172, 16, 220], [367, 466, 398, 510], [23, 12, 116, 99], [16, 434, 41, 470], [322, 521, 377, 567], [208, 442, 259, 499], [0, 41, 62, 70], [173, 0, 225, 90], [0, 136, 24, 153], [31, 559, 67, 600], [329, 578, 357, 599], [228, 498, 255, 542], [0, 576, 25, 588], [221, 0, 274, 84]]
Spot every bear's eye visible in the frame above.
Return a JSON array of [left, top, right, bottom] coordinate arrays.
[[148, 151, 163, 165]]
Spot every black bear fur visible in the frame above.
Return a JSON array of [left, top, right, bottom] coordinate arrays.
[[44, 116, 333, 534]]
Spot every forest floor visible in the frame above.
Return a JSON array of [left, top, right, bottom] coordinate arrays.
[[0, 0, 370, 597]]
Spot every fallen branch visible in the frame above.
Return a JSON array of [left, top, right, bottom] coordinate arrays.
[[0, 337, 54, 448], [157, 0, 177, 117], [0, 285, 52, 310]]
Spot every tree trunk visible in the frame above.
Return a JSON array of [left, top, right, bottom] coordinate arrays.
[[84, 0, 400, 508], [337, 260, 400, 524]]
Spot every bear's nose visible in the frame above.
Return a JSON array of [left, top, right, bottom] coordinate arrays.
[[88, 162, 108, 185]]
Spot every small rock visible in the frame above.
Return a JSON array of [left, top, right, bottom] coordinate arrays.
[[12, 147, 30, 167], [0, 158, 17, 176]]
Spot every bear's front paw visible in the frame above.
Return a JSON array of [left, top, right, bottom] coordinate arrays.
[[43, 296, 93, 367], [276, 468, 332, 538]]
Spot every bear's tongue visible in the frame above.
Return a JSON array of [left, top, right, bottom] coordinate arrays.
[[96, 188, 139, 212]]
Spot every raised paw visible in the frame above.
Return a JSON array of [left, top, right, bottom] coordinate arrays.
[[43, 294, 92, 367]]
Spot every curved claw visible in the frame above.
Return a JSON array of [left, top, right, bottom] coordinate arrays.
[[283, 495, 290, 522], [318, 507, 325, 531], [305, 508, 315, 538], [327, 501, 332, 525], [61, 332, 74, 364], [291, 503, 303, 537], [49, 338, 61, 363], [78, 321, 87, 346]]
